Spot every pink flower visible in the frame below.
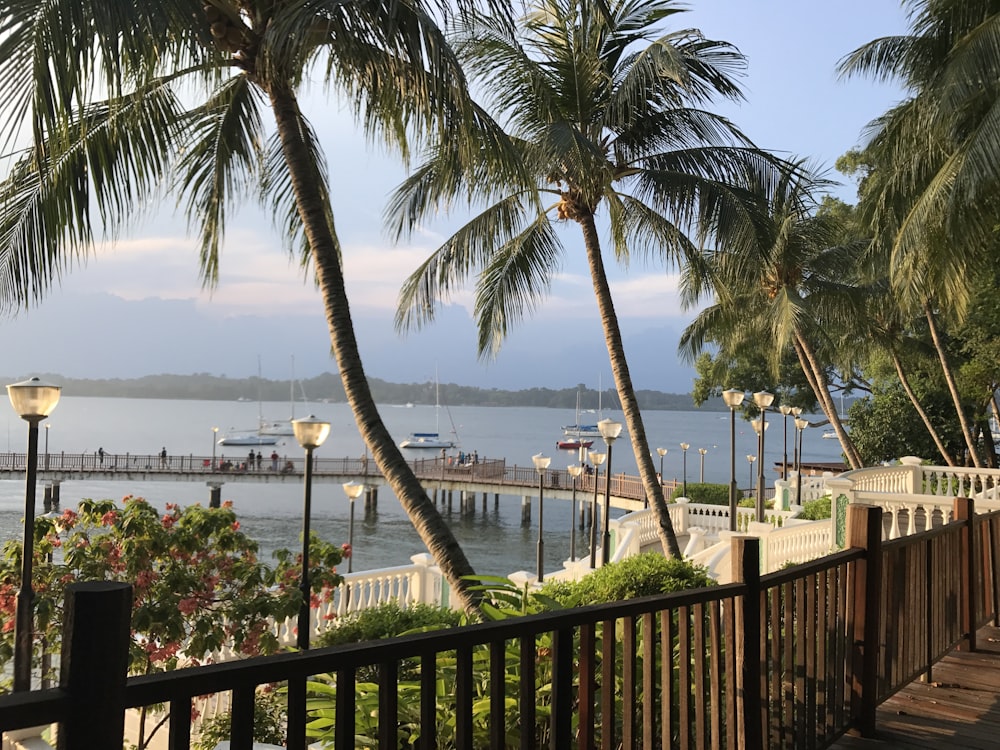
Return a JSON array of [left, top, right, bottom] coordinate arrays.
[[231, 521, 240, 531], [178, 597, 199, 615], [101, 510, 118, 526], [341, 543, 352, 558]]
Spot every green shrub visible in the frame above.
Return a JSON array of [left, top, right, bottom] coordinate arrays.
[[315, 601, 461, 647], [799, 496, 832, 520], [670, 482, 730, 505], [540, 553, 714, 607], [194, 689, 285, 750]]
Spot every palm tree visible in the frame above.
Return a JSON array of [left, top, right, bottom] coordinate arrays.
[[839, 1, 1000, 467], [386, 0, 784, 559], [679, 165, 865, 468], [0, 0, 511, 614]]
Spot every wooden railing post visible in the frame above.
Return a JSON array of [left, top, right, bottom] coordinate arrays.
[[847, 504, 882, 738], [731, 536, 762, 750], [954, 497, 976, 652], [58, 581, 132, 750]]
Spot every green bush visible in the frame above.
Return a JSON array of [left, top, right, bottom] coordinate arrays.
[[540, 553, 714, 606], [799, 496, 832, 520], [316, 601, 462, 647], [670, 482, 729, 505], [194, 689, 285, 750]]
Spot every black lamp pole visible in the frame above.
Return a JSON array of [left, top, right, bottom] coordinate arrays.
[[680, 443, 689, 497], [297, 444, 315, 651], [723, 389, 745, 532], [602, 441, 614, 565], [13, 417, 42, 692]]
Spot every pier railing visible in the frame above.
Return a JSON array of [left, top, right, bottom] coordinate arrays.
[[3, 451, 682, 504], [2, 501, 997, 750]]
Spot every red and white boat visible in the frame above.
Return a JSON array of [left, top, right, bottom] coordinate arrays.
[[557, 438, 594, 450]]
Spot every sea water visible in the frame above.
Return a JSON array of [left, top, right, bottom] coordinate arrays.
[[0, 396, 847, 576]]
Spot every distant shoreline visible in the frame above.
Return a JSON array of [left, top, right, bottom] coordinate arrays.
[[14, 371, 721, 412]]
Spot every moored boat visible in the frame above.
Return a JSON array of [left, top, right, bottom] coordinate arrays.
[[557, 438, 594, 450], [219, 431, 281, 446], [399, 432, 455, 449]]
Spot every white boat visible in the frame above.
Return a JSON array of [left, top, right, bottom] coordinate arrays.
[[822, 430, 838, 439], [399, 432, 455, 449], [399, 369, 457, 449], [218, 431, 281, 446], [562, 387, 601, 437], [258, 356, 302, 436]]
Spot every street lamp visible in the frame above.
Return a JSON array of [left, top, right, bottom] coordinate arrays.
[[532, 453, 551, 581], [779, 405, 792, 479], [598, 419, 623, 565], [342, 482, 364, 574], [747, 454, 756, 490], [291, 415, 331, 651], [7, 376, 62, 692], [698, 448, 708, 482], [655, 447, 667, 482], [43, 424, 50, 471], [212, 426, 219, 469], [752, 390, 775, 523], [680, 443, 690, 497], [723, 389, 745, 531], [567, 464, 583, 561], [794, 417, 810, 507], [587, 449, 607, 568]]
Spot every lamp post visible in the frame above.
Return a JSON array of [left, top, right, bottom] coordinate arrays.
[[291, 415, 331, 651], [752, 391, 774, 523], [567, 464, 583, 561], [794, 417, 809, 507], [655, 447, 667, 483], [698, 448, 708, 482], [598, 419, 623, 566], [43, 423, 50, 471], [747, 454, 756, 495], [680, 443, 690, 497], [343, 482, 364, 574], [779, 405, 792, 479], [211, 426, 218, 469], [722, 389, 745, 531], [587, 449, 607, 568], [532, 453, 551, 581], [7, 376, 61, 692]]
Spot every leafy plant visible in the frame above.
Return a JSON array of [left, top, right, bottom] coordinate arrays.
[[799, 496, 832, 520], [193, 689, 285, 750], [671, 483, 730, 505]]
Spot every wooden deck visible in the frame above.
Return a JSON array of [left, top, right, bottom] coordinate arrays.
[[830, 624, 1000, 749]]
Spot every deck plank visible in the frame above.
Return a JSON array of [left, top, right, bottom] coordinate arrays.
[[828, 625, 1000, 749]]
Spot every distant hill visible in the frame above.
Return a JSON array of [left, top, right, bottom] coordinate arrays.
[[10, 372, 724, 412]]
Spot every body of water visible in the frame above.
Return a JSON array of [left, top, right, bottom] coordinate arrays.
[[0, 396, 847, 576]]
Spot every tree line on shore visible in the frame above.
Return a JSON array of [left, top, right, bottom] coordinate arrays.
[[8, 372, 719, 412]]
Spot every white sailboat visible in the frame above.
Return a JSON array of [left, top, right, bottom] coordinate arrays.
[[258, 355, 299, 436], [563, 380, 603, 437], [399, 371, 456, 449], [220, 357, 283, 446]]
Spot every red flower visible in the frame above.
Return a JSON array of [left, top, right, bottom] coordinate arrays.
[[341, 543, 352, 558]]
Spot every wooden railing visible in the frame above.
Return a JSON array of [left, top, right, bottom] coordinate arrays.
[[2, 500, 997, 750]]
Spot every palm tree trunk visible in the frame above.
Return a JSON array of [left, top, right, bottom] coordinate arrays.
[[268, 85, 481, 615], [793, 333, 863, 469], [891, 350, 956, 466], [924, 301, 981, 467], [579, 213, 681, 558]]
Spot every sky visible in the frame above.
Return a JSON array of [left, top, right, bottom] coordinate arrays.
[[0, 1, 909, 392]]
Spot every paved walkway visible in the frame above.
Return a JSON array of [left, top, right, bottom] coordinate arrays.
[[830, 625, 1000, 749]]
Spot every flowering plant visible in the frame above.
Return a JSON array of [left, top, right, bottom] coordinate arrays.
[[0, 496, 344, 689]]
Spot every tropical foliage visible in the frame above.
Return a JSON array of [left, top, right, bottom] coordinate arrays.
[[0, 497, 344, 747], [387, 0, 787, 558], [0, 0, 510, 612]]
